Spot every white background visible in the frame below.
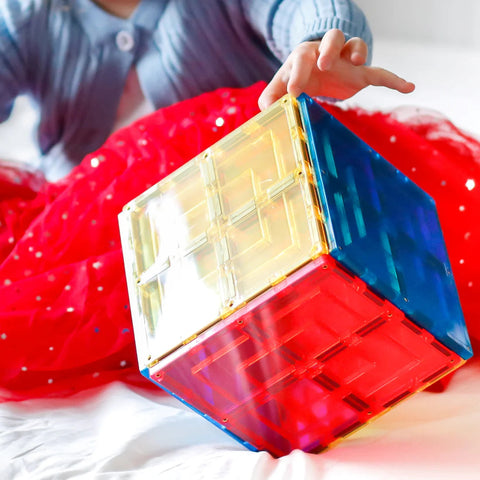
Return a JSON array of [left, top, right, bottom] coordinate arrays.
[[348, 0, 480, 136], [357, 0, 480, 47]]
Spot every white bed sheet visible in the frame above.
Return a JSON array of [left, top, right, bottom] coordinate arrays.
[[2, 39, 480, 480], [3, 357, 480, 480]]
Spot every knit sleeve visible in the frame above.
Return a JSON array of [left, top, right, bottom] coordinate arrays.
[[0, 1, 32, 122], [240, 0, 373, 64]]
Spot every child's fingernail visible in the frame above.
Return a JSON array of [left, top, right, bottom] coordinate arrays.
[[319, 57, 330, 70], [351, 52, 364, 64]]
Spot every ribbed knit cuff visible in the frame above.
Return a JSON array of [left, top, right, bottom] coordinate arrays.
[[268, 1, 373, 65]]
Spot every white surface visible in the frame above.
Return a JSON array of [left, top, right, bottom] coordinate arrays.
[[356, 0, 480, 48], [2, 358, 480, 480], [350, 0, 480, 137], [0, 96, 38, 167], [344, 39, 480, 138]]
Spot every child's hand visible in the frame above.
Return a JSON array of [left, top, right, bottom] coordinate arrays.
[[258, 29, 415, 110]]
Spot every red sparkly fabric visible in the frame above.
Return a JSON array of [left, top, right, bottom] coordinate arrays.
[[0, 82, 478, 402]]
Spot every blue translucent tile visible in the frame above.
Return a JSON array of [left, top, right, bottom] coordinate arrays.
[[298, 94, 472, 359]]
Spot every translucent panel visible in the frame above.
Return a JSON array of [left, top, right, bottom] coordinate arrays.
[[298, 94, 472, 360], [119, 95, 327, 369], [151, 256, 464, 457], [227, 180, 322, 301], [124, 160, 210, 279], [138, 277, 163, 336], [135, 242, 225, 359], [214, 111, 300, 217]]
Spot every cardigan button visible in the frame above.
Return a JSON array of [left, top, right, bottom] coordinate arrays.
[[116, 30, 135, 52]]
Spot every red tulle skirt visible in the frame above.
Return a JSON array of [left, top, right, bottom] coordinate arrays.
[[0, 83, 478, 402]]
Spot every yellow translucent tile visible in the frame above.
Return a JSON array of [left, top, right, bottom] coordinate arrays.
[[122, 159, 209, 276], [139, 243, 224, 355], [226, 177, 324, 302], [214, 113, 298, 215], [119, 95, 329, 369]]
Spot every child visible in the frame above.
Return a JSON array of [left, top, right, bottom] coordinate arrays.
[[0, 0, 413, 181]]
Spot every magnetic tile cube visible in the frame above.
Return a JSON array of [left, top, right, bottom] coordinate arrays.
[[119, 94, 472, 457]]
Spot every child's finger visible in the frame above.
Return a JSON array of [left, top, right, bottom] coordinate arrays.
[[287, 48, 315, 97], [342, 37, 368, 65], [317, 29, 345, 70], [258, 65, 290, 110], [366, 67, 416, 93]]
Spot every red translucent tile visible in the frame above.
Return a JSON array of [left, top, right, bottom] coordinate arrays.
[[150, 255, 464, 456]]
